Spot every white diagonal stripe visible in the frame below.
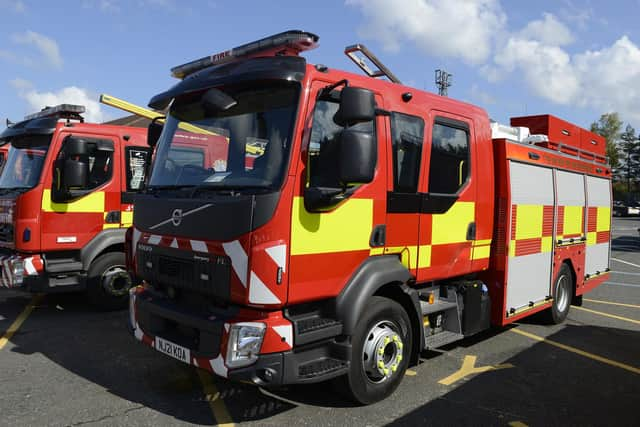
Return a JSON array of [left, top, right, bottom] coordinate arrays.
[[265, 244, 287, 273], [273, 325, 293, 346], [210, 355, 228, 377], [190, 240, 208, 253], [222, 240, 247, 287], [24, 257, 37, 275], [170, 239, 178, 249], [249, 271, 280, 304], [147, 235, 161, 245]]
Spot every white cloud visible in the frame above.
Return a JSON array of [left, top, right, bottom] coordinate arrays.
[[11, 31, 63, 69], [0, 0, 25, 12], [518, 12, 574, 46], [10, 79, 110, 123], [82, 0, 120, 12], [346, 0, 506, 65], [470, 83, 496, 105]]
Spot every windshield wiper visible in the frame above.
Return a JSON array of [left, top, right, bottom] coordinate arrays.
[[189, 184, 272, 198]]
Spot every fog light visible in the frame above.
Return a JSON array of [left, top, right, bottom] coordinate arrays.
[[10, 258, 24, 285], [226, 322, 266, 368]]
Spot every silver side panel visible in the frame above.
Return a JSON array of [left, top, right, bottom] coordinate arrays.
[[556, 170, 585, 206], [585, 175, 611, 275], [506, 252, 553, 310], [506, 162, 554, 312]]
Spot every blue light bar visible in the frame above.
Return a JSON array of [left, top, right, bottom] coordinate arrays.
[[24, 104, 85, 121], [171, 30, 319, 79]]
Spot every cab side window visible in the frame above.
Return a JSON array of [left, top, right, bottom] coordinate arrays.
[[307, 98, 374, 188], [56, 138, 114, 191], [429, 119, 469, 194], [390, 113, 424, 193]]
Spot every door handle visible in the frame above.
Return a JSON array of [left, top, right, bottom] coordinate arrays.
[[466, 222, 476, 241]]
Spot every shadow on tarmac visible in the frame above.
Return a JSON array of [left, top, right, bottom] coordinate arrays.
[[2, 292, 639, 425]]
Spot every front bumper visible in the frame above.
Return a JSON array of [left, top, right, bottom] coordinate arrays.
[[130, 287, 349, 386], [0, 254, 44, 289]]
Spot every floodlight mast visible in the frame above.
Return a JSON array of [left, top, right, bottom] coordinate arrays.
[[435, 69, 452, 96]]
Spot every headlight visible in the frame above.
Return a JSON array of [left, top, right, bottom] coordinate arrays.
[[226, 322, 266, 368], [10, 258, 24, 285]]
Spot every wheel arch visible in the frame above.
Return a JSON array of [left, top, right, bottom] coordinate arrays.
[[334, 255, 424, 361], [80, 228, 127, 270]]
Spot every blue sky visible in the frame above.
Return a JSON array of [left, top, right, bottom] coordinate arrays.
[[0, 0, 639, 131]]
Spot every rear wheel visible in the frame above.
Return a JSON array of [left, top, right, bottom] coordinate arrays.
[[86, 252, 132, 311], [339, 296, 412, 405], [545, 263, 573, 324]]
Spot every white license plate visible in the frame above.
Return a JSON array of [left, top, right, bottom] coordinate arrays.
[[629, 208, 639, 214], [155, 336, 190, 364]]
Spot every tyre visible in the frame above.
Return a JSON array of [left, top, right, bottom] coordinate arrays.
[[339, 296, 413, 405], [544, 263, 573, 324], [86, 252, 132, 311]]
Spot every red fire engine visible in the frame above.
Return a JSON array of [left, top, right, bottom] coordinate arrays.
[[127, 31, 612, 403], [0, 104, 151, 309]]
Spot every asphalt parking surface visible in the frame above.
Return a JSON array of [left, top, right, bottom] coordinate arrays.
[[1, 218, 639, 427]]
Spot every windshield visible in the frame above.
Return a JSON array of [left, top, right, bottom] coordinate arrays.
[[149, 81, 300, 193], [0, 135, 50, 189]]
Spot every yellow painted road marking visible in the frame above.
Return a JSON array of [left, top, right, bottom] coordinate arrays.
[[584, 298, 640, 309], [509, 422, 529, 427], [573, 306, 640, 325], [510, 328, 640, 375], [438, 355, 514, 386], [0, 294, 43, 351], [405, 369, 417, 376], [196, 370, 235, 427]]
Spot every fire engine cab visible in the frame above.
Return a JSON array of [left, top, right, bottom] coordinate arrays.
[[0, 104, 150, 309], [128, 31, 612, 403]]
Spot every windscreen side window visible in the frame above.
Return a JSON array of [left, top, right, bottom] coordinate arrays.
[[390, 112, 425, 193], [57, 138, 114, 191], [428, 119, 470, 194], [125, 147, 151, 191], [307, 98, 374, 188]]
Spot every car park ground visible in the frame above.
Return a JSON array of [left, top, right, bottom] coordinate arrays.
[[1, 217, 639, 427]]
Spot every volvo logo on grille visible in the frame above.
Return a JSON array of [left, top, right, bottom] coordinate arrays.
[[171, 209, 183, 226]]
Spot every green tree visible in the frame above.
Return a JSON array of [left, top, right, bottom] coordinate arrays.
[[590, 112, 622, 168], [618, 124, 640, 193]]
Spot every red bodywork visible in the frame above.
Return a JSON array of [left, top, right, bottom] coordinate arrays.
[[130, 54, 612, 379]]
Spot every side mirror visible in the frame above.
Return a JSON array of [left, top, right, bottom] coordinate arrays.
[[147, 117, 164, 148], [334, 87, 375, 126], [63, 158, 89, 188], [339, 129, 376, 185], [64, 136, 89, 156]]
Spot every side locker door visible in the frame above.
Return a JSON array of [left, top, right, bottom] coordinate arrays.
[[505, 161, 554, 313], [585, 176, 611, 277], [384, 112, 426, 275], [417, 114, 476, 281]]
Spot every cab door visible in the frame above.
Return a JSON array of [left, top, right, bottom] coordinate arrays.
[[384, 111, 427, 276], [41, 132, 119, 249], [417, 113, 477, 282]]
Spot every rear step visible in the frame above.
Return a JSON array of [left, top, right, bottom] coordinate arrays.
[[298, 357, 349, 380]]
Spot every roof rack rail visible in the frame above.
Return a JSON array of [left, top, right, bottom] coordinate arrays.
[[24, 104, 85, 122], [344, 44, 401, 84]]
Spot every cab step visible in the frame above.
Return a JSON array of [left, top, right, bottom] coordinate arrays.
[[292, 316, 343, 346], [424, 330, 464, 349], [298, 357, 349, 380]]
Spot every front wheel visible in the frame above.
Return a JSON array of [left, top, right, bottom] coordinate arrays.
[[339, 296, 413, 405], [86, 252, 133, 311], [545, 263, 573, 324]]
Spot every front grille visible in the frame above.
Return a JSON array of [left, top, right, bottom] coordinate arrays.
[[138, 244, 231, 300], [0, 223, 14, 244]]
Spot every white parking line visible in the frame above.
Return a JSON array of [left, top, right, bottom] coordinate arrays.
[[611, 270, 640, 277], [605, 281, 640, 288], [611, 258, 640, 269]]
